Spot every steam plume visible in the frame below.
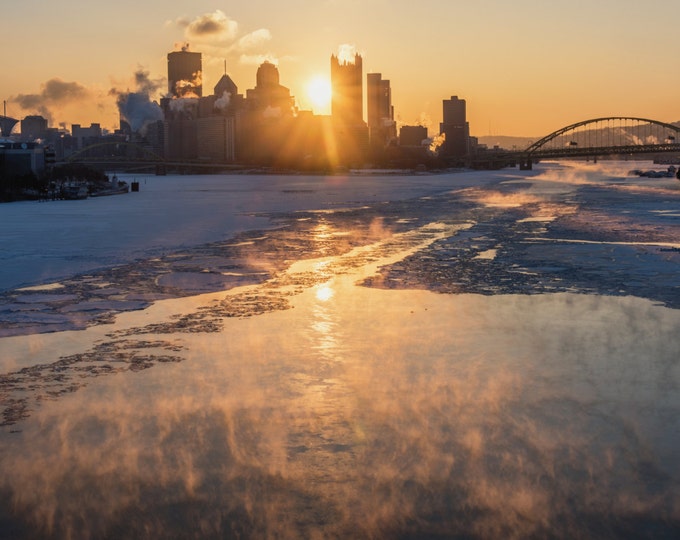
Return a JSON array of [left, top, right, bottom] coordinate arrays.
[[337, 44, 358, 64], [428, 133, 445, 155], [109, 68, 164, 134], [214, 91, 231, 111], [9, 78, 91, 124]]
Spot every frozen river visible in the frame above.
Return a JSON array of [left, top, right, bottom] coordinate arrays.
[[0, 163, 679, 538]]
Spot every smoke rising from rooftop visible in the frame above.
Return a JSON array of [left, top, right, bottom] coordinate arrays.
[[336, 43, 358, 64], [214, 91, 231, 111], [109, 68, 164, 134]]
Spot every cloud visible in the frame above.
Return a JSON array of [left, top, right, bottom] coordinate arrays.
[[43, 79, 90, 102], [10, 78, 92, 124], [174, 10, 238, 43], [239, 53, 278, 66], [11, 78, 90, 109], [169, 11, 275, 67], [11, 93, 42, 111], [236, 29, 272, 51]]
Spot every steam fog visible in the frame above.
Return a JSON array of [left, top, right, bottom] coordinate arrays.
[[0, 163, 678, 538]]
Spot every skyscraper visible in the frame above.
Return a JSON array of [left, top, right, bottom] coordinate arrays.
[[367, 73, 396, 148], [440, 96, 469, 158], [167, 46, 202, 98], [329, 53, 369, 166], [330, 53, 363, 125]]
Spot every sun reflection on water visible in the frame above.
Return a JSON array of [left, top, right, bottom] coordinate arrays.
[[315, 284, 334, 302]]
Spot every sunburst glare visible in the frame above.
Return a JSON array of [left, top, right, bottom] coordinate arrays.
[[306, 76, 331, 113]]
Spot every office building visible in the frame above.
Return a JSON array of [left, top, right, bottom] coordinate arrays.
[[21, 116, 48, 141], [367, 73, 396, 148], [440, 96, 469, 158], [0, 141, 45, 177], [197, 116, 235, 162], [330, 53, 363, 125], [71, 123, 102, 150], [168, 47, 202, 98], [400, 125, 428, 147], [330, 53, 368, 166]]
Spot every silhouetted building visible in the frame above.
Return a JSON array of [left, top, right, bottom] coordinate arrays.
[[330, 53, 368, 166], [331, 54, 363, 124], [245, 61, 295, 115], [21, 116, 48, 141], [143, 121, 165, 159], [163, 64, 243, 163], [41, 128, 76, 161], [367, 73, 396, 149], [72, 123, 102, 150], [440, 96, 469, 158], [236, 61, 299, 164], [162, 98, 199, 160], [197, 117, 235, 162], [400, 125, 428, 147], [209, 73, 244, 115], [168, 46, 202, 98], [0, 141, 45, 177]]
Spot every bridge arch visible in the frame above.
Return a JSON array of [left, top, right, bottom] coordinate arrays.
[[66, 141, 166, 163], [524, 117, 680, 155]]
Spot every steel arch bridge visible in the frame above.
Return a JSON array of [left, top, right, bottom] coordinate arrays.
[[518, 117, 680, 169], [65, 141, 166, 164]]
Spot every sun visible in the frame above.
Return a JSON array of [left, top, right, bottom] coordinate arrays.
[[305, 76, 332, 113]]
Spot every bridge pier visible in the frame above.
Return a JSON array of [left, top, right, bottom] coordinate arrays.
[[519, 158, 532, 171]]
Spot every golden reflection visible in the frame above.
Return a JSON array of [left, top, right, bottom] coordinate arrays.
[[2, 218, 679, 538], [1, 291, 679, 538], [315, 284, 334, 302], [310, 281, 339, 362], [313, 222, 332, 239]]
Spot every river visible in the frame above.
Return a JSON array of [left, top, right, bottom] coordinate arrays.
[[0, 162, 678, 538]]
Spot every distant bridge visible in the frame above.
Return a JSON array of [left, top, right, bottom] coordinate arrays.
[[60, 141, 239, 173], [515, 117, 680, 169], [62, 117, 680, 173], [64, 141, 165, 165]]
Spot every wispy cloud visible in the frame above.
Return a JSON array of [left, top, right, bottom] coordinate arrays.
[[168, 10, 273, 65], [236, 29, 272, 51]]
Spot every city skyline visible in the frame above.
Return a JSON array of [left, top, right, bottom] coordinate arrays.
[[4, 0, 680, 138]]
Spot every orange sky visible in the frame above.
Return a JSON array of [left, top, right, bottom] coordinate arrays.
[[4, 0, 680, 138]]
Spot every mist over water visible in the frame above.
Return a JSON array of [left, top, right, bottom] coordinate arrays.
[[0, 163, 679, 538]]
